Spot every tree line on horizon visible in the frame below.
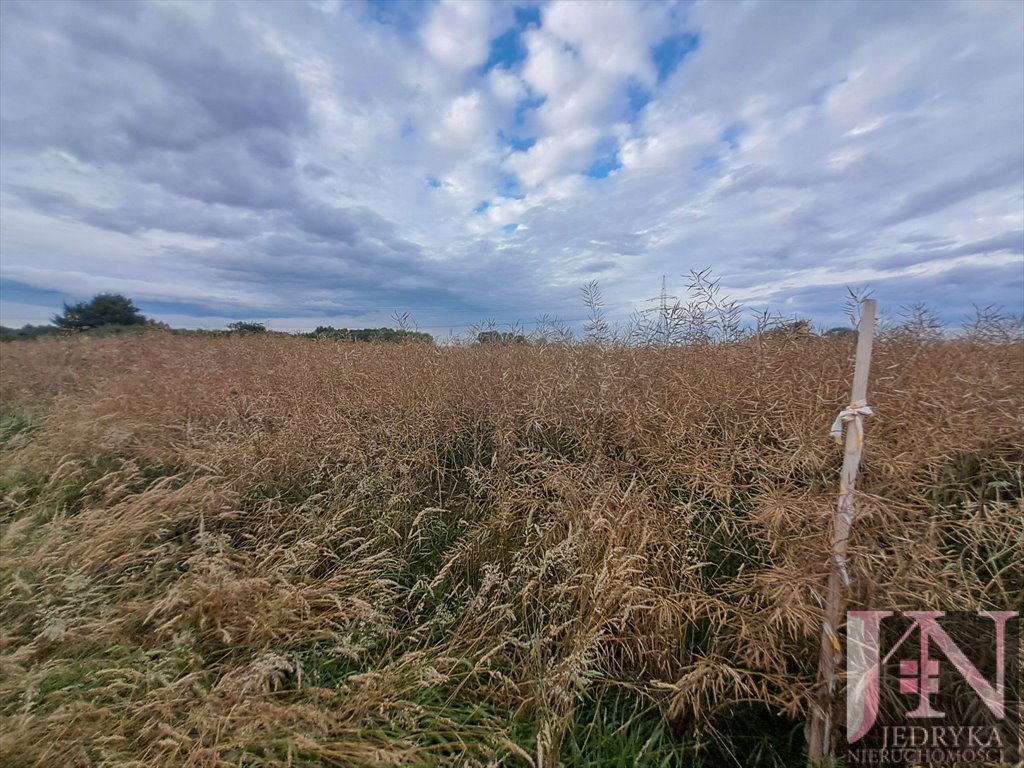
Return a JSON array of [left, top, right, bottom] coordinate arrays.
[[3, 288, 1018, 346], [0, 294, 435, 344], [0, 294, 843, 345]]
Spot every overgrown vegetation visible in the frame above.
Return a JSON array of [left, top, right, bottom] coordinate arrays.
[[0, 346, 1017, 764], [0, 286, 1021, 766], [0, 324, 63, 342]]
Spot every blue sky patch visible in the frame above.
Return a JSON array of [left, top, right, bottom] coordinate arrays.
[[1, 279, 71, 312], [139, 297, 263, 318], [502, 223, 519, 235], [722, 123, 744, 150], [474, 200, 490, 214], [2, 279, 231, 322], [497, 172, 524, 200], [652, 32, 699, 84], [426, 176, 441, 189], [481, 6, 542, 73], [695, 154, 720, 172], [363, 0, 428, 31], [498, 129, 535, 152], [514, 6, 541, 28], [584, 156, 622, 179], [584, 138, 622, 179], [484, 27, 528, 72], [626, 81, 652, 117], [515, 94, 546, 127], [584, 154, 621, 179]]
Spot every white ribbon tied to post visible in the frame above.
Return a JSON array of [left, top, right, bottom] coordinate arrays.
[[830, 399, 873, 586], [830, 399, 873, 447]]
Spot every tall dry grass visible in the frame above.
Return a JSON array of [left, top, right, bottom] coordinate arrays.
[[0, 331, 1021, 766]]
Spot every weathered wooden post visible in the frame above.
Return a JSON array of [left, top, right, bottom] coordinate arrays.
[[808, 299, 877, 764]]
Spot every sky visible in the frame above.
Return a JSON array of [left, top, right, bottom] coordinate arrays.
[[1, 0, 1022, 335]]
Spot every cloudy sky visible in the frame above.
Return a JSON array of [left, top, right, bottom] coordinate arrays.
[[1, 0, 1022, 333]]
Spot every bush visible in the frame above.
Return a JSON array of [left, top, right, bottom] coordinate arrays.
[[227, 321, 268, 334], [476, 330, 527, 345], [307, 326, 434, 344], [0, 324, 63, 342], [53, 293, 148, 331]]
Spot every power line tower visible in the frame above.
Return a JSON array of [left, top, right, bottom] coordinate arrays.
[[646, 274, 680, 347]]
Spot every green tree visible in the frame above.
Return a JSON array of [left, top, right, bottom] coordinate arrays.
[[53, 294, 148, 331], [227, 321, 268, 334], [823, 326, 857, 339]]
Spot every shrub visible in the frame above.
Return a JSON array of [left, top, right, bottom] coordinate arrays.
[[308, 326, 434, 344], [227, 321, 268, 334], [476, 330, 527, 345], [0, 324, 63, 342], [53, 293, 148, 331]]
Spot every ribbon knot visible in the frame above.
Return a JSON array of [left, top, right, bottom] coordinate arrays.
[[830, 400, 873, 445]]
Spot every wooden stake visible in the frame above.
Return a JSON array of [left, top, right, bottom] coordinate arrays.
[[808, 299, 877, 765]]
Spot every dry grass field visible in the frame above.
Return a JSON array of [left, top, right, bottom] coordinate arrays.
[[0, 332, 1021, 766]]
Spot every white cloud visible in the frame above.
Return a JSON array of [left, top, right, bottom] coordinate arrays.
[[434, 91, 487, 145], [1, 0, 1021, 331], [505, 127, 600, 188], [488, 67, 526, 105], [619, 111, 721, 171], [421, 0, 499, 71], [543, 0, 665, 84]]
